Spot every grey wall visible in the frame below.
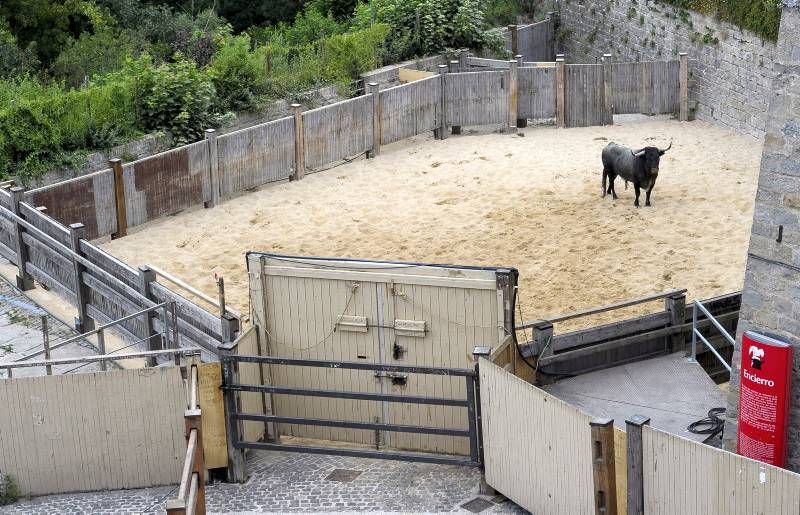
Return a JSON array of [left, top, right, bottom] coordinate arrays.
[[559, 0, 777, 138], [723, 3, 800, 471]]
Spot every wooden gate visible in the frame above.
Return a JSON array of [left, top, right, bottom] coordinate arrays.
[[565, 64, 606, 128], [246, 253, 515, 455]]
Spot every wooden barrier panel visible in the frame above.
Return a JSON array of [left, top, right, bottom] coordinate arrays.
[[380, 75, 442, 145], [612, 60, 681, 116], [565, 64, 607, 128], [516, 20, 554, 62], [198, 362, 228, 469], [642, 425, 800, 514], [518, 66, 557, 120], [480, 360, 595, 514], [303, 95, 373, 171], [217, 116, 295, 197], [26, 169, 117, 240], [235, 326, 267, 444], [0, 367, 185, 496], [446, 71, 510, 127], [614, 428, 628, 515], [123, 141, 211, 228], [651, 60, 681, 115]]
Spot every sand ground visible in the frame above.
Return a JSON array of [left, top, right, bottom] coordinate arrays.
[[100, 116, 762, 331]]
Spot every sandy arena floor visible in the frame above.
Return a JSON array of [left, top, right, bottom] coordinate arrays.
[[100, 116, 762, 330]]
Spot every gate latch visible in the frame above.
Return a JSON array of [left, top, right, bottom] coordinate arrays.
[[374, 371, 408, 386]]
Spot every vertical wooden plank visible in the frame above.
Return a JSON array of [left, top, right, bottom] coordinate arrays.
[[556, 59, 566, 128], [641, 62, 653, 116], [367, 82, 381, 158], [437, 65, 449, 140], [591, 418, 618, 515], [626, 415, 649, 515], [9, 187, 34, 290], [508, 61, 519, 133], [509, 25, 519, 56], [291, 104, 305, 181], [204, 129, 219, 207], [109, 159, 127, 239], [603, 54, 614, 125], [68, 223, 93, 332], [679, 53, 689, 121]]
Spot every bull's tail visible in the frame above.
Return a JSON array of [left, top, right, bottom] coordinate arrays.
[[602, 169, 607, 197]]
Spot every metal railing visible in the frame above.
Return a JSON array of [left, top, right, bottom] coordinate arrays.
[[690, 299, 733, 372], [7, 301, 180, 375], [167, 356, 206, 515], [148, 265, 243, 321]]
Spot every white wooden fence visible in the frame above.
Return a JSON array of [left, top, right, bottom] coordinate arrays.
[[0, 367, 185, 496]]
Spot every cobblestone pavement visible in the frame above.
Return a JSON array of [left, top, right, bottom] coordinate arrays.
[[0, 274, 102, 377], [2, 451, 529, 514]]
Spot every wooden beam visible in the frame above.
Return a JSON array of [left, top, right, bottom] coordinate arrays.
[[665, 293, 686, 353], [291, 104, 305, 180], [220, 349, 247, 483], [556, 58, 566, 128], [9, 187, 34, 290], [204, 129, 220, 207], [508, 25, 519, 56], [625, 415, 650, 515], [679, 52, 689, 121], [515, 55, 527, 128], [508, 60, 519, 133], [437, 65, 449, 140], [602, 53, 614, 125], [137, 265, 158, 366], [449, 61, 462, 135], [591, 418, 618, 515], [69, 223, 94, 332], [367, 82, 381, 158], [110, 159, 127, 239]]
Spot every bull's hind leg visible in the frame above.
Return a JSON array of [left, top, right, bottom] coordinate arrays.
[[634, 184, 641, 207], [645, 178, 657, 207], [607, 173, 618, 200]]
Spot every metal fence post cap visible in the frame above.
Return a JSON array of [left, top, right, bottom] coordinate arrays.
[[473, 346, 492, 357], [590, 417, 614, 427], [291, 103, 302, 108], [10, 185, 24, 193], [108, 158, 122, 164], [205, 128, 216, 135], [515, 54, 523, 60], [68, 222, 85, 230], [626, 415, 651, 427], [368, 81, 378, 87], [679, 52, 689, 56], [603, 53, 612, 58]]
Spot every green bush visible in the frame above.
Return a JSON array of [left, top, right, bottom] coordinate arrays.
[[659, 0, 781, 41], [0, 472, 18, 506], [51, 29, 144, 88], [208, 34, 266, 112]]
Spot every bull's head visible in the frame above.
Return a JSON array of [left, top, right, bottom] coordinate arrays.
[[632, 141, 672, 175]]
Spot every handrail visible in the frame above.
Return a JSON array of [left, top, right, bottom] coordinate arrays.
[[148, 264, 243, 320], [2, 348, 201, 372], [690, 299, 733, 372], [517, 288, 687, 329]]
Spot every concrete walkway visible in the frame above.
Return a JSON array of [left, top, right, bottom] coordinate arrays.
[[1, 451, 527, 514]]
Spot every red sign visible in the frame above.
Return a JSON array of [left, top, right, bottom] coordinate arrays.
[[737, 331, 793, 467]]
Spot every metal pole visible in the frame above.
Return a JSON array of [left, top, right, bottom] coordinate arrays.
[[97, 329, 107, 372], [42, 316, 52, 375], [171, 301, 180, 366], [690, 301, 697, 362]]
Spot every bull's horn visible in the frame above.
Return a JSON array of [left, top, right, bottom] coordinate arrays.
[[631, 148, 646, 156], [659, 141, 673, 153]]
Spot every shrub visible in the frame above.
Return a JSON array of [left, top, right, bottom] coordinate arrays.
[[208, 34, 266, 112], [51, 29, 144, 88], [0, 472, 18, 506], [659, 0, 780, 41]]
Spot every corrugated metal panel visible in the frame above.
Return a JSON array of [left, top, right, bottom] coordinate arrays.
[[0, 367, 185, 496], [642, 425, 800, 515], [480, 360, 595, 514], [303, 95, 373, 171], [446, 71, 510, 127], [218, 116, 295, 197], [380, 76, 441, 145], [565, 64, 606, 128], [519, 66, 557, 119]]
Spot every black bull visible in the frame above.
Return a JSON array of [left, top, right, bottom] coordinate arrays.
[[601, 142, 672, 207]]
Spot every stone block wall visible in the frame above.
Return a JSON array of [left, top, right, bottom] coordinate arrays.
[[559, 0, 777, 138], [722, 3, 800, 471]]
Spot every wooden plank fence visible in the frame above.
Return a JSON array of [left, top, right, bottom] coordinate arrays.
[[518, 66, 557, 120], [565, 64, 607, 128], [303, 95, 374, 171], [515, 19, 555, 62], [0, 366, 185, 496], [613, 60, 681, 116], [380, 75, 442, 144], [446, 71, 510, 127]]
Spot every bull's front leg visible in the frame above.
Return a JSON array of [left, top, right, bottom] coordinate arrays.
[[645, 177, 657, 207], [634, 184, 641, 208]]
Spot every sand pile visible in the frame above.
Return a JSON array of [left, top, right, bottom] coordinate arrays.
[[101, 117, 762, 330]]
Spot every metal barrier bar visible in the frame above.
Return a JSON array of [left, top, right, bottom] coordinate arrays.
[[227, 354, 475, 377], [148, 264, 243, 320], [689, 299, 734, 372], [223, 383, 469, 407], [692, 329, 732, 372], [465, 375, 479, 464], [1, 348, 200, 371], [14, 302, 170, 362], [234, 441, 480, 467], [234, 413, 471, 437], [694, 300, 735, 345]]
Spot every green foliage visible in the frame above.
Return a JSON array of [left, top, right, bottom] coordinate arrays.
[[309, 0, 360, 20], [208, 35, 266, 112], [253, 7, 347, 47], [658, 0, 780, 41], [0, 472, 18, 506], [0, 24, 40, 79], [130, 56, 221, 146], [51, 29, 144, 88]]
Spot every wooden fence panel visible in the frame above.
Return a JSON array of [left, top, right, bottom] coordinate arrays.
[[380, 75, 442, 144], [612, 60, 680, 115], [518, 66, 557, 119], [642, 425, 800, 514], [0, 367, 185, 496], [612, 62, 642, 115], [26, 169, 117, 240], [17, 204, 76, 300], [480, 360, 595, 514], [565, 64, 606, 128], [517, 20, 554, 62], [446, 71, 510, 127], [235, 326, 267, 444], [303, 95, 373, 171], [150, 282, 223, 353], [217, 116, 295, 197], [651, 60, 680, 115], [123, 141, 210, 228]]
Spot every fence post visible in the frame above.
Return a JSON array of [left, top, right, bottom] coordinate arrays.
[[679, 52, 689, 122], [448, 60, 463, 135], [665, 293, 686, 353], [204, 129, 220, 208], [137, 266, 158, 367], [68, 223, 94, 333], [515, 55, 527, 128], [367, 82, 382, 158], [458, 49, 469, 71], [591, 418, 618, 515], [110, 159, 127, 239], [97, 329, 107, 371], [602, 53, 614, 126], [41, 316, 52, 375], [556, 58, 566, 128], [437, 64, 449, 140], [508, 60, 519, 133], [9, 187, 34, 290], [508, 25, 519, 56], [220, 348, 247, 482], [291, 104, 305, 181], [626, 415, 650, 515], [472, 346, 493, 494]]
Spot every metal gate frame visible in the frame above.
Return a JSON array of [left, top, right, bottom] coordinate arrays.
[[220, 349, 488, 474]]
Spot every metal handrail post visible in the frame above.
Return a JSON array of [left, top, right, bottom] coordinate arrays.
[[694, 300, 735, 345], [690, 301, 697, 362]]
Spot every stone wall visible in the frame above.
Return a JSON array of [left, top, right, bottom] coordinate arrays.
[[722, 3, 800, 471], [559, 0, 777, 138]]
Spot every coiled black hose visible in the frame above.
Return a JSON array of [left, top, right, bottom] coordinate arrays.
[[688, 407, 726, 438]]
